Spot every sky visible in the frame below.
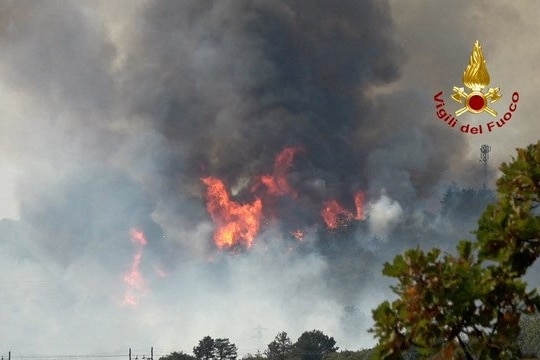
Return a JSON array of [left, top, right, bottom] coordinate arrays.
[[1, 0, 540, 357]]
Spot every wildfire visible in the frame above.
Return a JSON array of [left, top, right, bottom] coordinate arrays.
[[292, 229, 304, 241], [201, 146, 365, 249], [254, 146, 303, 197], [321, 192, 364, 229], [122, 229, 148, 307], [354, 191, 365, 220], [130, 228, 147, 247], [201, 177, 263, 249]]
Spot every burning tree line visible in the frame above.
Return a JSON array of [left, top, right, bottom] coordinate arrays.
[[201, 147, 364, 250]]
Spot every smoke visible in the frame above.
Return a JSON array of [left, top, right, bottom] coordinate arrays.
[[367, 193, 403, 238], [0, 0, 513, 356], [124, 0, 468, 205]]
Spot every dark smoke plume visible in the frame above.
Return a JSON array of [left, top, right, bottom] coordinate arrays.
[[0, 0, 489, 354], [128, 1, 414, 201]]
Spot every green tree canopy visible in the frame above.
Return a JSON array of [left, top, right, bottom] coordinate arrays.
[[265, 332, 294, 360], [159, 352, 196, 360], [371, 141, 540, 360], [241, 351, 265, 360], [214, 338, 238, 360], [294, 330, 338, 360], [194, 336, 238, 360], [194, 336, 216, 360], [325, 349, 374, 360]]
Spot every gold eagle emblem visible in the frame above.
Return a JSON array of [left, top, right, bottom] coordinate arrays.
[[451, 41, 501, 116]]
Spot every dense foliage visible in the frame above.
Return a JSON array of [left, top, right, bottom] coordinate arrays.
[[159, 352, 196, 360], [265, 332, 294, 360], [371, 141, 540, 359], [192, 336, 238, 360], [160, 330, 342, 360], [440, 185, 496, 228], [159, 319, 540, 360], [293, 330, 338, 360]]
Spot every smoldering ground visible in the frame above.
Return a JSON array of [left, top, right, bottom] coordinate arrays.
[[0, 0, 523, 355]]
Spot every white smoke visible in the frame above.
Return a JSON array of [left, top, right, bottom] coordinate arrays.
[[367, 192, 403, 238]]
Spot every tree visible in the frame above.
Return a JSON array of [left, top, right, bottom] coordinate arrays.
[[371, 141, 540, 360], [194, 336, 217, 360], [159, 352, 196, 360], [241, 351, 266, 360], [266, 332, 294, 360], [440, 183, 496, 229], [194, 336, 238, 360], [325, 349, 374, 360], [214, 338, 238, 360], [293, 330, 338, 360]]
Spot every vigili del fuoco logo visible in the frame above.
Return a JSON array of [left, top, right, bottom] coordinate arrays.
[[433, 40, 519, 134]]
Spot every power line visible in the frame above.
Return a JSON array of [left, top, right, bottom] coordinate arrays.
[[12, 355, 126, 359], [5, 347, 178, 360]]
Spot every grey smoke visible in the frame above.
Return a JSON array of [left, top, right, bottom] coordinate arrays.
[[367, 192, 403, 238], [0, 0, 503, 355]]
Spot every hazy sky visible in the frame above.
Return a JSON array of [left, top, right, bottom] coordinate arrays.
[[0, 0, 539, 357]]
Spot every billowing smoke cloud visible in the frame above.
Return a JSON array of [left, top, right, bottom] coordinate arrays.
[[368, 193, 403, 238], [0, 0, 517, 356], [124, 0, 469, 208]]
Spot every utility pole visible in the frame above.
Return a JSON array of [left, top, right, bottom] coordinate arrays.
[[128, 346, 153, 360]]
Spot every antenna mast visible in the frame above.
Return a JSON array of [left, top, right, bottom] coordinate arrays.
[[480, 144, 491, 187]]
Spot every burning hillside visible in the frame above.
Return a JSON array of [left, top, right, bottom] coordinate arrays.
[[202, 147, 365, 250]]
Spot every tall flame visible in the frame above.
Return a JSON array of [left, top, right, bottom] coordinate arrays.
[[202, 147, 365, 248], [122, 229, 148, 307], [254, 146, 303, 197], [354, 191, 365, 220], [462, 40, 490, 91], [201, 177, 263, 249]]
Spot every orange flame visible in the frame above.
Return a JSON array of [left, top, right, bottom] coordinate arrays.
[[292, 229, 304, 241], [122, 229, 148, 307], [354, 191, 365, 220], [256, 146, 303, 197], [130, 228, 147, 246], [321, 200, 355, 229], [201, 177, 263, 249], [202, 146, 365, 248], [321, 191, 364, 229]]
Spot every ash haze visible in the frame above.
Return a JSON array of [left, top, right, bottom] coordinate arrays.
[[0, 0, 539, 356]]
